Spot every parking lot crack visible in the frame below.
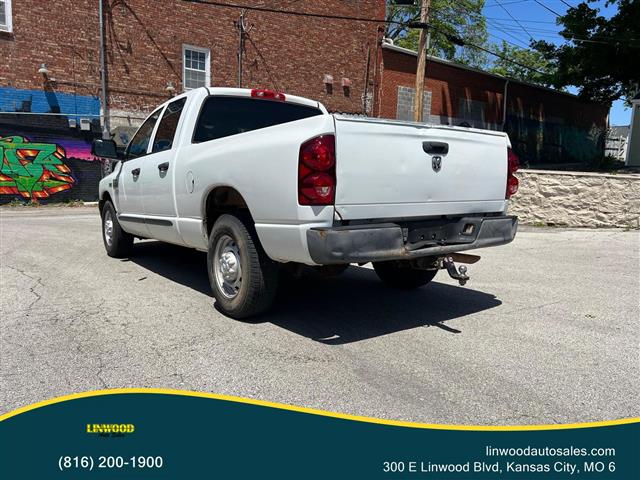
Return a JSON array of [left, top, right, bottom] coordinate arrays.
[[4, 264, 44, 309], [95, 355, 108, 389]]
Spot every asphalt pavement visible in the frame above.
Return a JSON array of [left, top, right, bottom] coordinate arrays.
[[1, 206, 638, 425]]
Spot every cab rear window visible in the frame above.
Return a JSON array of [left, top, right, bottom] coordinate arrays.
[[193, 96, 321, 143]]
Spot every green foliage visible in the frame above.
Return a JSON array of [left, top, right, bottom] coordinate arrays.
[[532, 0, 640, 103], [589, 154, 625, 172], [490, 41, 556, 86], [531, 221, 549, 228], [385, 0, 489, 68]]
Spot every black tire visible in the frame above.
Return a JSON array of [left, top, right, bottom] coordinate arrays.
[[373, 261, 438, 290], [101, 200, 133, 258], [207, 214, 279, 319]]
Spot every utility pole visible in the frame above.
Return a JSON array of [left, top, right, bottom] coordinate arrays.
[[235, 11, 252, 88], [413, 0, 431, 122], [98, 0, 109, 139]]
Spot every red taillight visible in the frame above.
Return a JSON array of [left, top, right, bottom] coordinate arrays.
[[251, 89, 286, 101], [298, 135, 336, 205], [506, 147, 519, 199]]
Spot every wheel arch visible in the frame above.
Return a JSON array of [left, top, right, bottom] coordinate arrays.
[[202, 185, 254, 237], [98, 191, 113, 217]]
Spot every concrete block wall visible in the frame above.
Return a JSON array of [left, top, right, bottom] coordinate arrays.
[[396, 86, 431, 121], [509, 170, 640, 228]]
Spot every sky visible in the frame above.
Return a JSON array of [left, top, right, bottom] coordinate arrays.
[[481, 0, 631, 126]]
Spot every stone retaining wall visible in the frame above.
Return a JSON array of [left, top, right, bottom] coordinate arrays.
[[509, 169, 640, 228]]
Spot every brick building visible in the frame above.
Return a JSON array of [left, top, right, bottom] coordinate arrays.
[[376, 43, 610, 167], [0, 0, 385, 202], [1, 0, 384, 124]]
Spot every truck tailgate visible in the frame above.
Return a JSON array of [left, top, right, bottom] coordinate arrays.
[[333, 116, 509, 220]]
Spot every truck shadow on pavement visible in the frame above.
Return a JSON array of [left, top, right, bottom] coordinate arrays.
[[129, 241, 502, 345]]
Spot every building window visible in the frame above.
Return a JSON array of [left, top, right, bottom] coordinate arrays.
[[0, 0, 13, 33], [458, 98, 486, 127], [182, 45, 210, 90]]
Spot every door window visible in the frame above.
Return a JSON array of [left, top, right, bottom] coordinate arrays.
[[152, 98, 187, 153], [126, 109, 161, 160]]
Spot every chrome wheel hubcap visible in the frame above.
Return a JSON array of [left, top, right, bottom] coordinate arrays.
[[214, 235, 242, 299], [104, 211, 114, 246]]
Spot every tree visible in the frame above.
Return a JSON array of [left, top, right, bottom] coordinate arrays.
[[533, 0, 640, 103], [385, 0, 489, 68], [490, 41, 556, 86]]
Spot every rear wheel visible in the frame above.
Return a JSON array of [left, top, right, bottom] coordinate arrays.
[[373, 261, 437, 290], [207, 214, 279, 319], [101, 200, 133, 258]]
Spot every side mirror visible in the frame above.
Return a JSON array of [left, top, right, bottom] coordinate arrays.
[[92, 139, 119, 159]]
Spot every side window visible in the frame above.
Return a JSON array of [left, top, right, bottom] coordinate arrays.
[[152, 98, 186, 153], [193, 97, 322, 143], [126, 109, 161, 160], [0, 0, 13, 33]]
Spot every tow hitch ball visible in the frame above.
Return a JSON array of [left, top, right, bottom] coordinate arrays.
[[442, 257, 469, 286]]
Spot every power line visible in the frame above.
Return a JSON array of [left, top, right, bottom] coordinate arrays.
[[449, 0, 536, 47], [412, 20, 548, 75], [180, 0, 550, 74], [462, 0, 639, 47], [484, 21, 532, 48], [485, 0, 535, 7], [429, 9, 532, 48], [180, 0, 389, 24], [446, 31, 547, 74], [484, 17, 557, 24], [494, 0, 535, 41], [489, 19, 640, 45], [533, 0, 563, 17]]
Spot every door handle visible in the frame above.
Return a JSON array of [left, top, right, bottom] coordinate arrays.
[[422, 141, 449, 155], [131, 168, 140, 176], [158, 162, 169, 172]]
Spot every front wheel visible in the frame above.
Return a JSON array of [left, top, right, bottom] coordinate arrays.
[[373, 261, 438, 290], [101, 200, 133, 258], [207, 214, 279, 319]]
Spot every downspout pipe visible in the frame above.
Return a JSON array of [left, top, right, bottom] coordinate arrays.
[[99, 0, 110, 139], [502, 79, 509, 132]]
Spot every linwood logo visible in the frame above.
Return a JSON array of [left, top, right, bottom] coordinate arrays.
[[86, 424, 135, 437]]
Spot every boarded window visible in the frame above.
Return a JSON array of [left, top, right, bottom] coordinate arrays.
[[396, 86, 432, 122], [458, 99, 485, 125]]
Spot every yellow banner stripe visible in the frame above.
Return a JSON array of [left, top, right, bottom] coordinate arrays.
[[1, 388, 638, 431]]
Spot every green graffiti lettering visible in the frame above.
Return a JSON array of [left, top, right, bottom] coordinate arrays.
[[0, 136, 74, 199]]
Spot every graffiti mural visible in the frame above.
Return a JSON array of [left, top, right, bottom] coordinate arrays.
[[0, 87, 104, 204], [0, 126, 103, 204], [0, 136, 75, 199]]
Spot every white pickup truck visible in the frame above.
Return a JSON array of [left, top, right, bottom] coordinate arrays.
[[94, 87, 518, 318]]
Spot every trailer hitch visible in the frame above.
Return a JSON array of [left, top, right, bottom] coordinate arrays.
[[442, 256, 469, 286]]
